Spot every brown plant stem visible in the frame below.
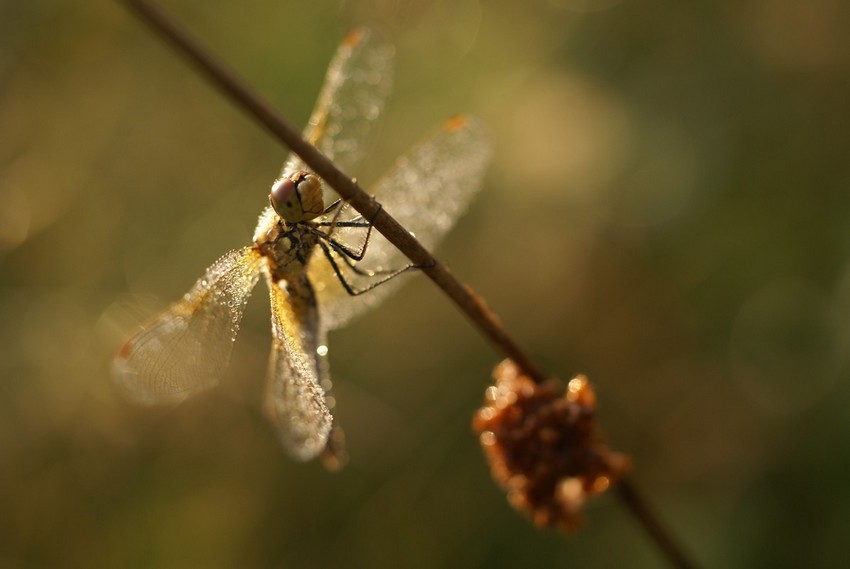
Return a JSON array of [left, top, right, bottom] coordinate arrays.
[[119, 1, 695, 566], [617, 479, 696, 569]]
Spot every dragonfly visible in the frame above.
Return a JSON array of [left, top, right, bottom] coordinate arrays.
[[113, 28, 492, 466]]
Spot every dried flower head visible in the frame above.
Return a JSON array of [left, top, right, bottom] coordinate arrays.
[[473, 359, 631, 531]]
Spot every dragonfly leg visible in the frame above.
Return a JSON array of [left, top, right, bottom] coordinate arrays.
[[318, 240, 420, 296], [321, 198, 342, 215], [314, 202, 383, 261], [329, 237, 422, 277]]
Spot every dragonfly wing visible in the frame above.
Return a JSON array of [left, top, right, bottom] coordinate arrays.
[[310, 115, 493, 330], [281, 28, 394, 178], [113, 247, 262, 405], [263, 270, 333, 461]]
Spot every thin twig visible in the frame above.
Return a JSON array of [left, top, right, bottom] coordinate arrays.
[[618, 480, 696, 569], [118, 1, 695, 566]]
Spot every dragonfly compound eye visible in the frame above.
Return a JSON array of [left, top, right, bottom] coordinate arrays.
[[270, 172, 324, 222], [270, 176, 298, 220], [295, 173, 325, 220]]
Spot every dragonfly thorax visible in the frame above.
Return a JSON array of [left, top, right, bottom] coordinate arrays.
[[270, 170, 325, 223], [255, 215, 322, 282]]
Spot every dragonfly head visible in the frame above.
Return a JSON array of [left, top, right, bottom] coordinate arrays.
[[270, 171, 325, 223]]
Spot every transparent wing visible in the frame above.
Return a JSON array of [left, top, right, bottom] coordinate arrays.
[[281, 28, 394, 178], [263, 270, 333, 461], [310, 115, 494, 330], [113, 247, 262, 404]]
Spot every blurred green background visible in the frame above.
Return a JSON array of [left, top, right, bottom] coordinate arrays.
[[3, 0, 850, 566]]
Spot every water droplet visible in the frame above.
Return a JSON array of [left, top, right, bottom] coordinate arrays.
[[317, 345, 329, 356]]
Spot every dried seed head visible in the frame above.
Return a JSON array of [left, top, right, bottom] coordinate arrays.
[[473, 359, 631, 532]]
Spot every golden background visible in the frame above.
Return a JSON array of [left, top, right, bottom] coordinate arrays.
[[2, 0, 849, 566]]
